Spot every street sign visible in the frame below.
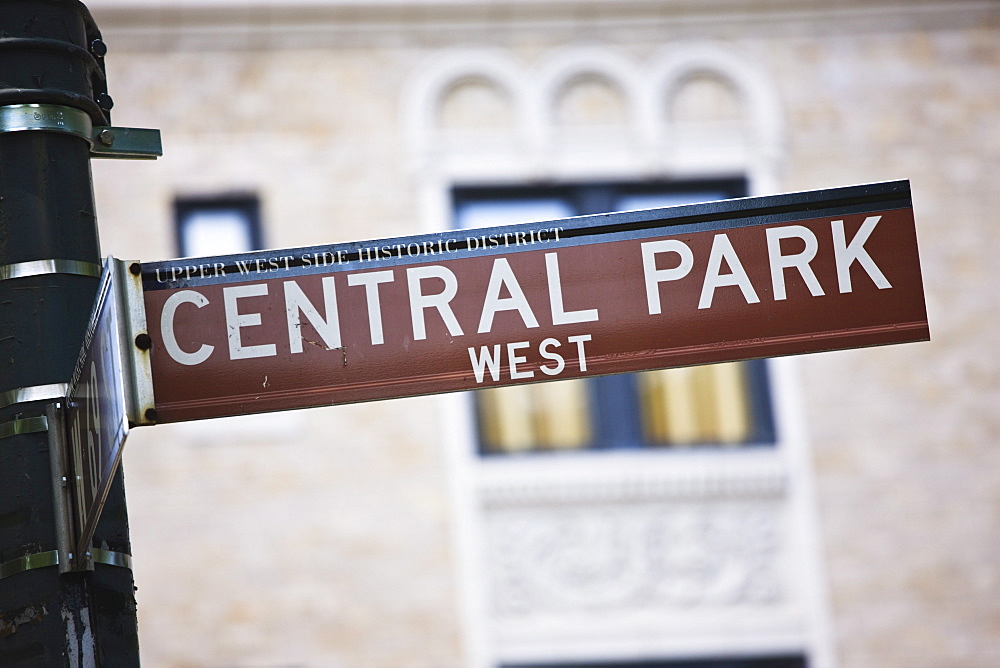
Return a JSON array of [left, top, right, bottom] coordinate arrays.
[[65, 258, 150, 561], [140, 180, 929, 424]]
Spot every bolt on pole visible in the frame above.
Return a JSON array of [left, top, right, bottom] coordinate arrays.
[[0, 1, 139, 663]]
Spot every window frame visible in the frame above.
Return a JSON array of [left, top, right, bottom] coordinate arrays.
[[173, 193, 264, 258], [453, 177, 778, 456]]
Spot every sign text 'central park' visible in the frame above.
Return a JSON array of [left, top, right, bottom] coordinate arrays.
[[139, 180, 929, 424]]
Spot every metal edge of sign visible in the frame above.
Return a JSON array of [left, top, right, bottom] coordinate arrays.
[[114, 258, 156, 426], [67, 259, 115, 398], [139, 179, 914, 292], [64, 258, 111, 566], [73, 445, 128, 566], [65, 258, 133, 564]]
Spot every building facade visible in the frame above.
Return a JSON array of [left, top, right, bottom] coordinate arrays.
[[83, 0, 999, 665]]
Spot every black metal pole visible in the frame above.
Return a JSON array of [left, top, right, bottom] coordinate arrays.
[[0, 1, 138, 663]]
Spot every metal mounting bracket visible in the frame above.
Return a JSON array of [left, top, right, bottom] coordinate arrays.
[[116, 259, 157, 425], [0, 104, 161, 160], [46, 402, 83, 573], [90, 126, 162, 160]]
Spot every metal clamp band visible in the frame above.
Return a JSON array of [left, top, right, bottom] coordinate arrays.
[[0, 259, 102, 282], [91, 548, 132, 570], [0, 104, 92, 141], [0, 416, 48, 442], [0, 548, 132, 579], [0, 105, 162, 160], [0, 550, 59, 580], [0, 384, 68, 411]]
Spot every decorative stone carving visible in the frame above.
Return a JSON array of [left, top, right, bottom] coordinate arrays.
[[486, 499, 784, 616]]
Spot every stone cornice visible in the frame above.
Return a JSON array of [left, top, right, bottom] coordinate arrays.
[[475, 449, 791, 507], [87, 0, 998, 51]]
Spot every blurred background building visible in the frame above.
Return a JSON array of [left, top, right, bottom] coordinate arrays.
[[83, 0, 998, 665]]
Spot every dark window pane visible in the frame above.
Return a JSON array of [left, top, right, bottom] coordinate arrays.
[[174, 194, 263, 257], [503, 655, 807, 668]]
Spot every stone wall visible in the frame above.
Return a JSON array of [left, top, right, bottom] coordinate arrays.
[[86, 1, 1000, 665]]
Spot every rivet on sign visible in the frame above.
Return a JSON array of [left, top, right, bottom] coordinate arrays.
[[98, 129, 115, 146], [134, 333, 152, 351], [96, 93, 114, 112], [129, 262, 142, 276], [144, 408, 158, 423]]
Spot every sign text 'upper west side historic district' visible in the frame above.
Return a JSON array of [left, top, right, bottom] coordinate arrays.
[[139, 180, 929, 424]]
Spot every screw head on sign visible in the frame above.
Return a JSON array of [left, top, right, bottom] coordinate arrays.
[[134, 333, 152, 351], [98, 129, 115, 146], [96, 93, 114, 112], [90, 39, 108, 57], [129, 262, 142, 276]]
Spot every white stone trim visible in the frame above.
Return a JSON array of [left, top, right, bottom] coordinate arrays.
[[477, 452, 790, 507], [647, 42, 787, 175], [404, 48, 533, 168], [405, 40, 832, 668], [769, 356, 839, 668], [441, 390, 494, 668], [404, 42, 788, 186], [532, 46, 647, 137]]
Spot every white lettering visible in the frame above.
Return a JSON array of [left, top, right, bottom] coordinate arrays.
[[347, 270, 395, 345], [468, 344, 502, 382], [161, 290, 214, 365], [641, 239, 694, 315], [407, 265, 463, 341], [507, 341, 533, 379], [284, 278, 341, 354], [567, 334, 592, 371], [223, 284, 277, 360], [538, 337, 564, 376], [766, 225, 825, 301], [832, 216, 891, 293], [545, 252, 599, 325], [479, 258, 538, 334], [699, 233, 760, 309], [467, 334, 591, 383]]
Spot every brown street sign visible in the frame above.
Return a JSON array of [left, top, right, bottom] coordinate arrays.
[[139, 180, 928, 424]]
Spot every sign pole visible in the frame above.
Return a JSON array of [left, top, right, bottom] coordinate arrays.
[[0, 2, 140, 663]]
